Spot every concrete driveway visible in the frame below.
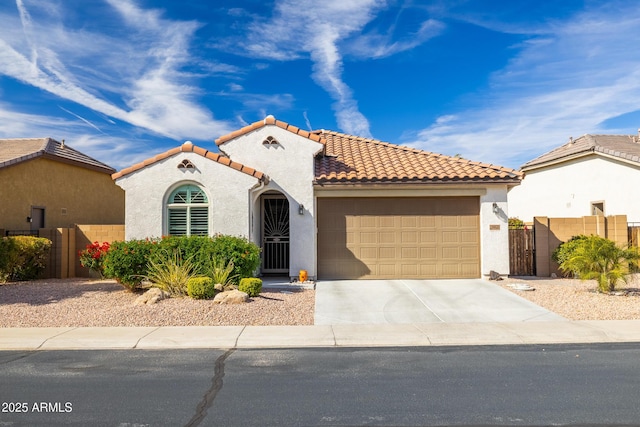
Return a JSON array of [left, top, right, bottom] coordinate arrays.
[[314, 279, 565, 325]]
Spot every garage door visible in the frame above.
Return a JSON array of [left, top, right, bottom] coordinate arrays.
[[317, 197, 480, 279]]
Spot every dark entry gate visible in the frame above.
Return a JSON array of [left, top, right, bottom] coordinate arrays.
[[509, 228, 535, 276], [262, 195, 290, 273]]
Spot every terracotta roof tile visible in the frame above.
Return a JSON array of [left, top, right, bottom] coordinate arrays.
[[314, 131, 522, 184], [522, 134, 640, 170], [215, 115, 326, 146], [112, 141, 266, 181], [0, 137, 115, 174]]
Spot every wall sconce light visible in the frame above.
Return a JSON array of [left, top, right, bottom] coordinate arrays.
[[26, 216, 32, 223], [492, 202, 499, 214], [298, 204, 305, 215]]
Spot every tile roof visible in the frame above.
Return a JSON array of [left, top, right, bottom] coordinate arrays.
[[215, 115, 325, 146], [111, 141, 266, 181], [521, 134, 640, 170], [0, 137, 115, 174], [315, 131, 522, 184]]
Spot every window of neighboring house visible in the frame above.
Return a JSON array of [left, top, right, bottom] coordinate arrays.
[[167, 185, 209, 236], [591, 201, 605, 216]]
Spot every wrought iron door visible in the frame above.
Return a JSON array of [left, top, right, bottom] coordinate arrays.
[[262, 196, 290, 273]]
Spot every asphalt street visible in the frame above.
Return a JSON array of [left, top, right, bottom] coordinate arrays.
[[2, 344, 640, 426]]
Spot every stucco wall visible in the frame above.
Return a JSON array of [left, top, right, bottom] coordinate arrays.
[[220, 126, 324, 278], [115, 151, 260, 240], [480, 185, 511, 276], [508, 156, 640, 223], [0, 158, 124, 231]]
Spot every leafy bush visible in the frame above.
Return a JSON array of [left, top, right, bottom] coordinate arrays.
[[145, 250, 198, 297], [187, 276, 216, 299], [149, 236, 215, 267], [508, 217, 526, 229], [0, 236, 52, 282], [238, 277, 262, 297], [0, 237, 16, 282], [78, 241, 110, 277], [556, 235, 639, 293], [103, 239, 157, 291], [552, 235, 589, 275], [208, 235, 261, 283], [103, 235, 261, 290]]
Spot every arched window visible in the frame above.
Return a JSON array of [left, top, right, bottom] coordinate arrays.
[[166, 185, 209, 236]]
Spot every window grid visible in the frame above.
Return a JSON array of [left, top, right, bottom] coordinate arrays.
[[167, 185, 209, 236]]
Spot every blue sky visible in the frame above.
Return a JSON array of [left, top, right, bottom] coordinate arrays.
[[1, 0, 640, 171]]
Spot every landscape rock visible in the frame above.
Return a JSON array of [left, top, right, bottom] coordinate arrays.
[[213, 289, 249, 304], [134, 288, 170, 305]]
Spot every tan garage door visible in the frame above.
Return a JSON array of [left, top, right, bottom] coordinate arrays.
[[317, 197, 480, 279]]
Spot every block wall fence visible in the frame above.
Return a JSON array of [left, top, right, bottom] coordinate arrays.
[[533, 215, 628, 277]]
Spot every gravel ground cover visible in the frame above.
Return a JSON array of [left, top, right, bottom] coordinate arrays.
[[0, 279, 315, 327], [1, 276, 639, 327], [499, 275, 640, 320]]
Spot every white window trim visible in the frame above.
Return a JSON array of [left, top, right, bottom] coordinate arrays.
[[166, 184, 210, 236]]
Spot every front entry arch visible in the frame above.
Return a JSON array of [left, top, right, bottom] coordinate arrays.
[[261, 193, 290, 273]]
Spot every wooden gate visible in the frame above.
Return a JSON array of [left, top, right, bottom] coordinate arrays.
[[509, 228, 535, 276]]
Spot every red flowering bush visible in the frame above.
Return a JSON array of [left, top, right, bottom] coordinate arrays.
[[78, 241, 110, 277]]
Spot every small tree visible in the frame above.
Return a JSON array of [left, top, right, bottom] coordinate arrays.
[[557, 235, 639, 293]]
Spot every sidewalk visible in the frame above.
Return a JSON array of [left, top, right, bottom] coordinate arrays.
[[2, 320, 640, 350]]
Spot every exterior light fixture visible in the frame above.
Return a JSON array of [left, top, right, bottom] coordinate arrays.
[[298, 204, 305, 215], [492, 202, 499, 214]]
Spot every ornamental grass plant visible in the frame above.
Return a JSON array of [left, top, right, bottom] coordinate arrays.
[[145, 250, 198, 297]]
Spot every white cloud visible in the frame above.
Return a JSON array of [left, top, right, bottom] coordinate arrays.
[[236, 0, 395, 137], [345, 18, 445, 59], [407, 2, 640, 169], [0, 0, 233, 142]]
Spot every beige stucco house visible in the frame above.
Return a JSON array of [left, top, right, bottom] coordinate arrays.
[[0, 138, 124, 234], [508, 134, 640, 223], [113, 116, 522, 280]]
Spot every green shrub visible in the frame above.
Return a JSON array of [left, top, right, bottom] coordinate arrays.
[[552, 235, 589, 272], [208, 235, 261, 282], [508, 217, 526, 229], [145, 250, 198, 297], [187, 276, 216, 299], [149, 236, 215, 267], [102, 234, 261, 290], [0, 237, 16, 282], [238, 277, 262, 297], [0, 236, 52, 282], [103, 239, 157, 291]]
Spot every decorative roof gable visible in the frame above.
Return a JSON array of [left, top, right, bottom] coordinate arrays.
[[0, 137, 115, 174], [215, 115, 325, 146], [521, 134, 640, 171], [315, 131, 522, 184], [111, 141, 266, 181]]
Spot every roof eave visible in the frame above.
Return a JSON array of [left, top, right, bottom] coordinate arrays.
[[520, 150, 595, 172], [313, 178, 522, 187]]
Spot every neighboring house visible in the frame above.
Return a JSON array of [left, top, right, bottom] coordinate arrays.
[[113, 116, 522, 280], [0, 138, 124, 233], [508, 134, 640, 223]]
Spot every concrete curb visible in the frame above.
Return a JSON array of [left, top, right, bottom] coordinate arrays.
[[2, 320, 639, 351]]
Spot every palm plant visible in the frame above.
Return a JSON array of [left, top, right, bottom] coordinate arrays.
[[558, 235, 639, 293]]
